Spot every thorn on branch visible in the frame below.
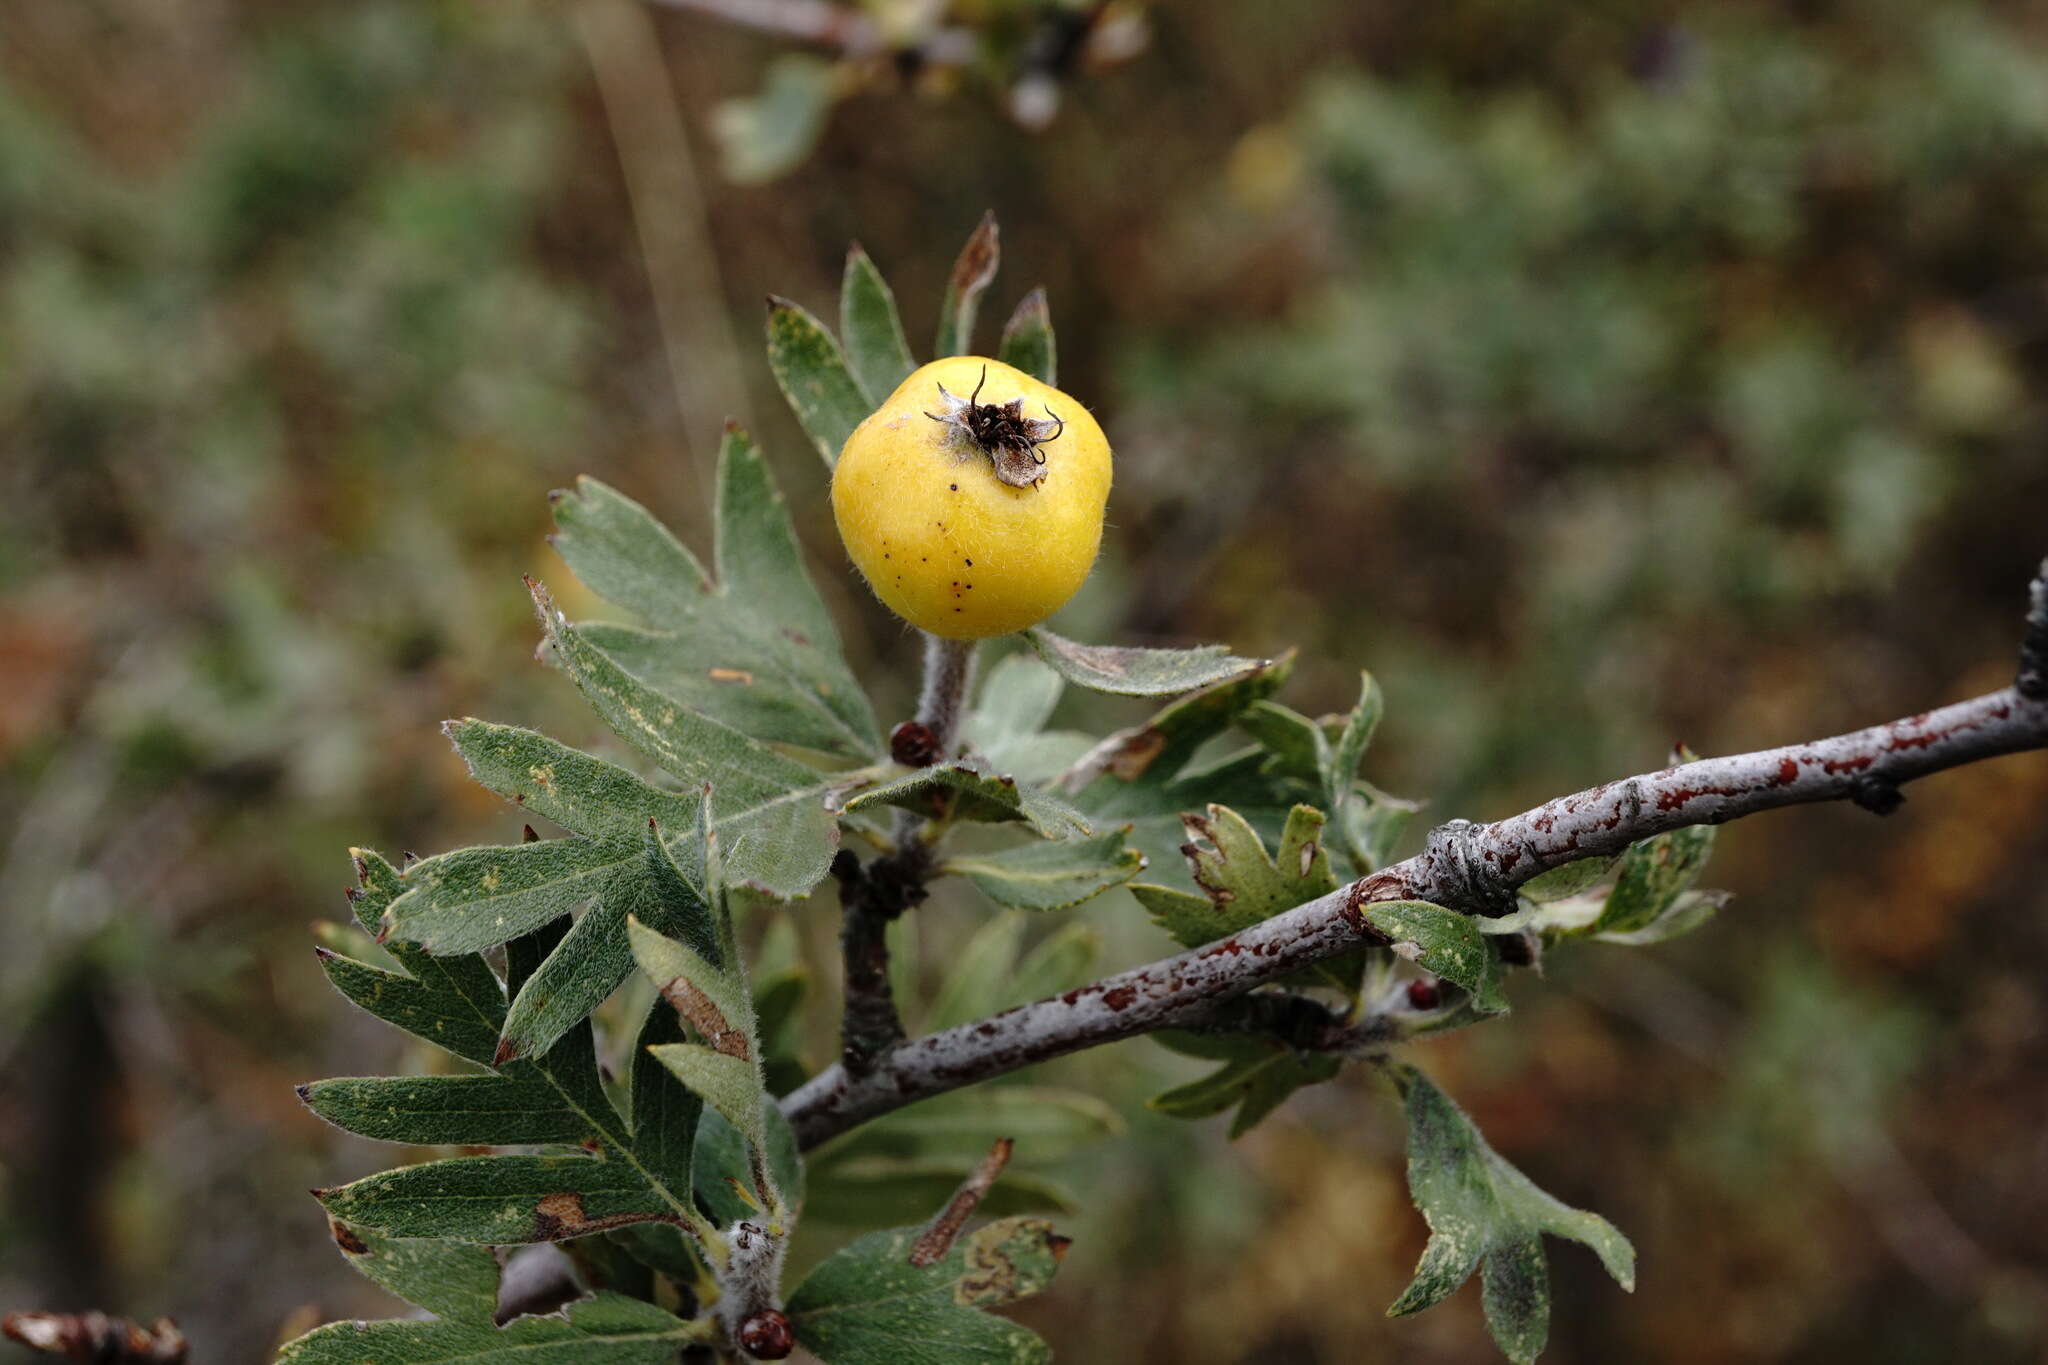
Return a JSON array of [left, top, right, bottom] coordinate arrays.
[[2019, 556, 2048, 701], [909, 1138, 1014, 1267], [1850, 774, 1906, 816]]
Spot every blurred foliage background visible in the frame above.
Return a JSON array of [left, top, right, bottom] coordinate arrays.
[[5, 0, 2048, 1360]]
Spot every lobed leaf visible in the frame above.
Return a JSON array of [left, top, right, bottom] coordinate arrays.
[[1148, 1032, 1342, 1139], [320, 849, 507, 1066], [277, 1291, 704, 1363], [530, 578, 841, 899], [381, 836, 628, 956], [316, 1153, 679, 1245], [1024, 627, 1266, 697], [299, 1074, 593, 1147], [316, 950, 503, 1069], [1386, 1064, 1634, 1365], [785, 1215, 1068, 1365], [766, 296, 871, 465], [996, 287, 1056, 385], [934, 211, 1000, 359], [1143, 804, 1357, 995], [498, 822, 720, 1062], [841, 244, 917, 402], [549, 438, 878, 761], [1066, 654, 1300, 879], [942, 829, 1144, 911], [323, 1223, 500, 1321]]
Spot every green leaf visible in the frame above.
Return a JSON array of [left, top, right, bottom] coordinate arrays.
[[628, 917, 752, 1059], [996, 287, 1056, 385], [1235, 699, 1332, 782], [445, 719, 700, 838], [961, 654, 1092, 784], [923, 911, 1026, 1032], [842, 757, 1092, 840], [1517, 855, 1619, 904], [1142, 804, 1357, 995], [548, 456, 876, 769], [316, 950, 504, 1069], [804, 1159, 1077, 1226], [628, 997, 699, 1208], [815, 1086, 1123, 1168], [1024, 627, 1266, 697], [1386, 1064, 1634, 1365], [1324, 670, 1386, 872], [1006, 923, 1103, 1005], [325, 1223, 501, 1321], [648, 1044, 765, 1156], [1587, 825, 1717, 937], [381, 836, 628, 956], [1593, 889, 1729, 946], [529, 578, 841, 899], [1363, 900, 1508, 1015], [786, 1215, 1067, 1365], [694, 1099, 805, 1225], [551, 434, 880, 761], [501, 916, 631, 1146], [713, 52, 840, 184], [1067, 654, 1301, 881], [499, 821, 721, 1061], [767, 294, 871, 466], [277, 1291, 704, 1363], [1148, 1034, 1342, 1139], [316, 1154, 678, 1245], [321, 849, 508, 1066], [299, 1074, 593, 1147], [841, 244, 917, 402], [934, 211, 1000, 359], [943, 829, 1144, 911]]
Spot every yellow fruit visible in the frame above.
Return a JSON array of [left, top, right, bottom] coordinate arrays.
[[832, 356, 1112, 639]]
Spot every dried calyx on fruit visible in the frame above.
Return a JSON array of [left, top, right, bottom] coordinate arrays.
[[925, 363, 1065, 487]]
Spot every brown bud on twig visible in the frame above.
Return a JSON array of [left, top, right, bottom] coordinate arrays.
[[3, 1312, 188, 1363], [890, 719, 943, 767]]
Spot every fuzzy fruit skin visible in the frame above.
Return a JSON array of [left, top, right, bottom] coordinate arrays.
[[832, 356, 1112, 639]]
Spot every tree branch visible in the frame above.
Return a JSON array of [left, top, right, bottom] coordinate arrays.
[[787, 594, 2048, 1147], [836, 635, 978, 1074]]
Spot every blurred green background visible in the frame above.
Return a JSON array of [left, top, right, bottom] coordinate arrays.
[[5, 0, 2048, 1360]]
